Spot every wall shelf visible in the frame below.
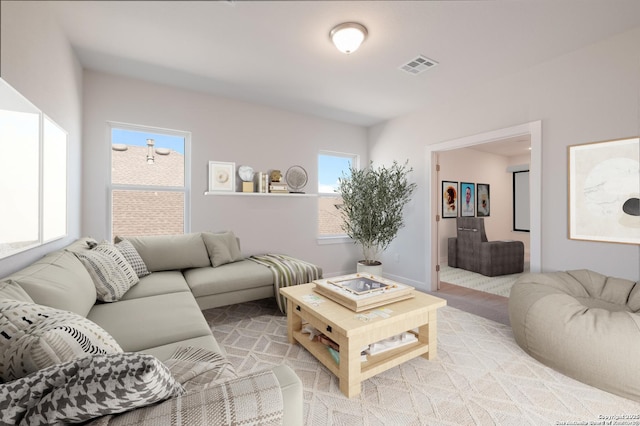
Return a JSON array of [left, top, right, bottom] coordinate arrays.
[[204, 191, 316, 198]]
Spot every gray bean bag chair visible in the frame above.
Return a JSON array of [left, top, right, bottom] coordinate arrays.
[[509, 269, 640, 402]]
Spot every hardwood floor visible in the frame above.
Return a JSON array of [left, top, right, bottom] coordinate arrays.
[[428, 281, 510, 326]]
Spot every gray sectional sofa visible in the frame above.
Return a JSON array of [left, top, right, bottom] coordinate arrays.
[[0, 232, 308, 425]]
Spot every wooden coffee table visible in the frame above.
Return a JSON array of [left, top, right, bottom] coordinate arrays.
[[280, 282, 446, 397]]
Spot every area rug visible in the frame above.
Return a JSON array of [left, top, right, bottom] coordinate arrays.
[[439, 265, 525, 297], [203, 298, 640, 425]]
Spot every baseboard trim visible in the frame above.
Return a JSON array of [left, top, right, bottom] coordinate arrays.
[[380, 272, 428, 292]]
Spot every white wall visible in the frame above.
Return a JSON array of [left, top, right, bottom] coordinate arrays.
[[437, 148, 530, 264], [370, 27, 640, 288], [0, 2, 83, 278], [1, 2, 637, 286], [82, 71, 367, 277]]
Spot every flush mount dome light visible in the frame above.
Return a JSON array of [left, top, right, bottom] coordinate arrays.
[[330, 22, 367, 54]]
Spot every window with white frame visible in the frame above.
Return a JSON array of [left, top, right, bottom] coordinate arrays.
[[0, 76, 68, 260], [317, 151, 359, 238], [109, 123, 190, 240]]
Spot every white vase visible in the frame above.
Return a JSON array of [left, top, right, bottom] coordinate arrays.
[[356, 261, 383, 277]]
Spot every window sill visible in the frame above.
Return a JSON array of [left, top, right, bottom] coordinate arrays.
[[317, 236, 352, 245], [204, 191, 316, 197]]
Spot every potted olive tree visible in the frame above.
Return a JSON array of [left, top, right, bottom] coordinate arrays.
[[338, 160, 417, 275]]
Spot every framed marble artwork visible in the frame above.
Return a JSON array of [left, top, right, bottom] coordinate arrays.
[[568, 137, 639, 244]]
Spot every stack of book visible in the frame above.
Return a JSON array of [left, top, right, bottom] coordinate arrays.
[[256, 172, 269, 193], [269, 182, 289, 193]]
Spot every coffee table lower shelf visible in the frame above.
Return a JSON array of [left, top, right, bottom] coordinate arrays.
[[292, 330, 429, 381]]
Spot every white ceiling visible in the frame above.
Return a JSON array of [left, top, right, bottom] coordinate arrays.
[[46, 0, 640, 127], [468, 135, 531, 158]]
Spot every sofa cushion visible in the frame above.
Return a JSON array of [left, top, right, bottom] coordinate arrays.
[[202, 231, 243, 267], [0, 300, 123, 381], [183, 260, 274, 298], [115, 233, 210, 272], [87, 292, 212, 353], [1, 250, 97, 317], [119, 270, 190, 301], [115, 239, 151, 278], [75, 242, 139, 302], [0, 352, 184, 426], [0, 280, 34, 303]]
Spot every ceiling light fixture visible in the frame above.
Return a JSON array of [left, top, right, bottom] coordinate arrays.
[[330, 22, 367, 54]]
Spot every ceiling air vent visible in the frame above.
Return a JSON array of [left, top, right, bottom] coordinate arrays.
[[399, 55, 438, 75]]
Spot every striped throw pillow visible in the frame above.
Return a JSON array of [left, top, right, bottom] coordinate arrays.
[[0, 300, 123, 382], [76, 242, 139, 302]]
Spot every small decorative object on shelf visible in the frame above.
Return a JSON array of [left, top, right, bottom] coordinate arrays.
[[286, 165, 308, 193], [238, 165, 255, 193], [270, 169, 282, 182]]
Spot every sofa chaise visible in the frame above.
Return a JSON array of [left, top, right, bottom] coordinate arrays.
[[0, 231, 320, 425], [509, 269, 640, 402]]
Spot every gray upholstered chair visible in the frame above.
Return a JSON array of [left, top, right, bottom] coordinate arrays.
[[447, 217, 524, 277]]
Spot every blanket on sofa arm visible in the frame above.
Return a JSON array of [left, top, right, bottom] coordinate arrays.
[[88, 370, 284, 426], [88, 346, 284, 426], [249, 254, 323, 314]]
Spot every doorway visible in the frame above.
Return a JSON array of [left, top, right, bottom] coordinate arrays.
[[424, 121, 542, 292]]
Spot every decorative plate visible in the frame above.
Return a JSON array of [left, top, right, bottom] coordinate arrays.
[[285, 165, 308, 192]]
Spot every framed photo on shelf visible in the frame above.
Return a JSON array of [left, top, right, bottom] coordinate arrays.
[[568, 137, 639, 244], [460, 182, 475, 217], [208, 161, 235, 192], [441, 181, 458, 218], [476, 183, 490, 217]]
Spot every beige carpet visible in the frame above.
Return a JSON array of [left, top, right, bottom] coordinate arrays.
[[203, 298, 640, 425], [439, 265, 526, 297]]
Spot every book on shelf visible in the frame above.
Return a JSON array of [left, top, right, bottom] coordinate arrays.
[[256, 172, 269, 193], [269, 184, 289, 193]]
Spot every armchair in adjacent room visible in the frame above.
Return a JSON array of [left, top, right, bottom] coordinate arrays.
[[447, 217, 524, 277]]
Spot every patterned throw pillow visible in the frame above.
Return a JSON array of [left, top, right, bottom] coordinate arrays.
[[115, 239, 151, 278], [0, 300, 123, 382], [76, 242, 139, 302], [0, 352, 185, 425]]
